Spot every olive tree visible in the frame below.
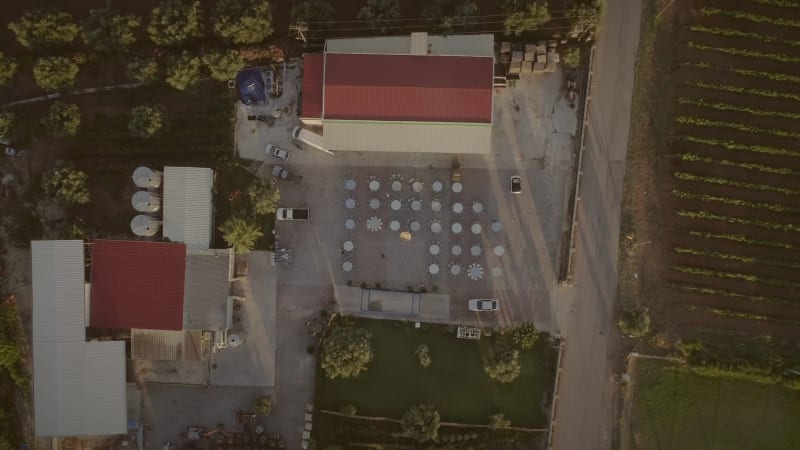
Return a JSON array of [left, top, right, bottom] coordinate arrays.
[[33, 56, 80, 91], [483, 342, 521, 383], [42, 164, 90, 204], [401, 404, 440, 442], [512, 323, 540, 349], [41, 102, 81, 137], [415, 344, 431, 368], [219, 215, 263, 253], [488, 413, 511, 430], [321, 326, 373, 379], [0, 112, 14, 140], [291, 0, 336, 27], [202, 50, 245, 81], [0, 53, 18, 87], [503, 0, 550, 36], [126, 57, 161, 83], [247, 177, 279, 216], [147, 0, 204, 47], [128, 105, 168, 138], [421, 0, 477, 33], [165, 52, 203, 91], [617, 305, 651, 337], [81, 7, 142, 53], [8, 8, 79, 49], [212, 0, 274, 44], [255, 396, 272, 416], [357, 0, 401, 34]]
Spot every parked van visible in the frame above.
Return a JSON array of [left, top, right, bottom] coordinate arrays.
[[291, 126, 331, 154]]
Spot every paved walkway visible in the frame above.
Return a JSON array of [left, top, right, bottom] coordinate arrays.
[[552, 0, 643, 449]]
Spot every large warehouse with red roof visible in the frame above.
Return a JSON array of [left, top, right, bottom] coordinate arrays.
[[300, 33, 495, 154]]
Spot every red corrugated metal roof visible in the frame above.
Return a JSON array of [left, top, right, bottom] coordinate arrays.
[[301, 54, 324, 119], [323, 53, 493, 123], [90, 240, 186, 331]]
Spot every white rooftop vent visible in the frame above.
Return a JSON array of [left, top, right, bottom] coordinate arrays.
[[227, 333, 243, 347], [130, 215, 161, 237], [410, 32, 428, 55], [132, 166, 162, 188], [131, 191, 161, 212]]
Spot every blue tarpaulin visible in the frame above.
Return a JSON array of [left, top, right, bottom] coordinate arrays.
[[236, 68, 268, 105]]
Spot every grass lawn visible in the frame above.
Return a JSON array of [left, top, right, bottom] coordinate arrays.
[[316, 318, 557, 428], [631, 359, 800, 450]]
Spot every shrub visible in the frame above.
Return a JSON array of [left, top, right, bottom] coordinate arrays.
[[0, 112, 14, 140], [321, 326, 373, 379], [41, 102, 81, 137], [358, 0, 402, 34], [415, 344, 432, 368], [488, 413, 511, 430], [483, 341, 521, 383], [401, 404, 440, 442], [202, 50, 245, 81], [512, 323, 539, 349], [81, 7, 141, 52], [212, 0, 273, 44], [33, 56, 80, 91], [291, 0, 336, 26], [219, 215, 263, 253], [128, 105, 168, 138], [503, 0, 550, 36], [0, 53, 18, 87], [562, 48, 580, 68], [126, 57, 160, 83], [247, 178, 279, 216], [255, 396, 272, 416], [165, 52, 203, 91], [147, 0, 204, 47], [8, 8, 79, 49], [42, 164, 89, 204], [617, 305, 650, 337], [339, 404, 357, 416]]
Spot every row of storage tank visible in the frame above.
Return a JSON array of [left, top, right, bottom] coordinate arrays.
[[131, 166, 162, 237]]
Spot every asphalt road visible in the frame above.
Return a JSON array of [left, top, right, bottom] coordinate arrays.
[[551, 1, 642, 449]]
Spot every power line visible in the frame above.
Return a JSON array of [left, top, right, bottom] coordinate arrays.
[[299, 15, 594, 34], [297, 8, 591, 24], [302, 25, 580, 41]]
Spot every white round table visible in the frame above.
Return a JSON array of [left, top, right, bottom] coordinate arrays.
[[345, 218, 355, 230], [491, 221, 502, 232], [369, 180, 380, 191], [451, 222, 462, 234], [452, 182, 463, 193], [451, 245, 462, 256], [345, 198, 356, 209], [449, 264, 462, 276], [391, 199, 402, 211], [492, 267, 503, 277], [366, 217, 383, 232], [429, 244, 440, 256], [432, 181, 443, 193], [343, 241, 354, 252], [494, 245, 505, 256], [369, 198, 380, 210], [410, 221, 421, 232], [471, 245, 482, 257], [342, 261, 353, 272], [431, 200, 442, 212], [344, 179, 356, 190], [452, 202, 463, 214], [472, 202, 484, 213], [430, 222, 442, 233], [389, 220, 400, 231], [428, 264, 440, 275], [467, 263, 484, 280], [412, 181, 424, 193], [391, 180, 402, 192], [471, 223, 482, 234], [411, 200, 422, 211]]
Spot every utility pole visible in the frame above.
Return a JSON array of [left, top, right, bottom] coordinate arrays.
[[289, 22, 308, 44]]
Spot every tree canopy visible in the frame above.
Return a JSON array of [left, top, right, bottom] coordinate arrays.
[[32, 56, 80, 91], [488, 413, 511, 430], [321, 326, 373, 379], [618, 305, 651, 337], [219, 215, 263, 253], [41, 101, 81, 137], [512, 323, 540, 349], [291, 0, 336, 27], [128, 105, 168, 138], [0, 53, 18, 87], [7, 8, 79, 49], [147, 0, 204, 47], [42, 164, 90, 204], [212, 0, 274, 44], [503, 0, 550, 36], [247, 177, 280, 216], [401, 404, 440, 442], [483, 342, 521, 383], [165, 52, 203, 90], [421, 0, 477, 33], [203, 50, 245, 81], [0, 112, 14, 141], [126, 57, 161, 83], [81, 7, 142, 52], [357, 0, 402, 34]]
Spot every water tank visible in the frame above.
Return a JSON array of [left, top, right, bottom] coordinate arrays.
[[132, 191, 161, 212], [130, 215, 161, 237], [132, 166, 162, 188], [227, 333, 243, 347]]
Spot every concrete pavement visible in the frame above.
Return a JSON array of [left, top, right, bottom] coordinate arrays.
[[552, 1, 642, 449]]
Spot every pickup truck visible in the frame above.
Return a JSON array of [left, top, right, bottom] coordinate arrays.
[[276, 208, 309, 221], [272, 165, 302, 183]]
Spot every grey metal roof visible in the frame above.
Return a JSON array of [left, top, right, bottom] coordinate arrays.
[[31, 240, 126, 438], [326, 33, 494, 57], [323, 120, 492, 154], [163, 167, 214, 250], [183, 248, 232, 330]]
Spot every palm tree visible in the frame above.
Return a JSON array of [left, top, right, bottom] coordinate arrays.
[[219, 215, 263, 253]]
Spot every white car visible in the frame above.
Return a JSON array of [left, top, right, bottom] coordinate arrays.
[[266, 144, 290, 161], [510, 176, 522, 194], [468, 299, 499, 312]]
